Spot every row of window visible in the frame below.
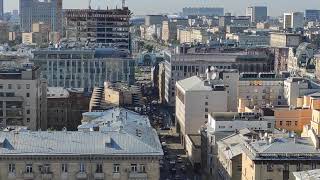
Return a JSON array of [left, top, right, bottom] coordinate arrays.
[[0, 84, 31, 90], [8, 163, 146, 174]]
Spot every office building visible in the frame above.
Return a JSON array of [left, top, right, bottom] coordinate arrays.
[[0, 108, 162, 180], [145, 15, 164, 26], [246, 6, 268, 23], [305, 9, 320, 22], [182, 7, 224, 16], [164, 51, 274, 105], [31, 48, 135, 91], [22, 22, 50, 46], [283, 12, 304, 30], [0, 65, 47, 130], [19, 0, 62, 33], [64, 8, 131, 51], [270, 32, 302, 48]]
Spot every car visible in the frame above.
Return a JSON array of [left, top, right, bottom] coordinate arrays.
[[169, 160, 176, 165], [174, 175, 182, 180], [177, 157, 183, 163]]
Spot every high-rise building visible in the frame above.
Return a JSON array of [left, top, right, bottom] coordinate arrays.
[[145, 15, 164, 26], [283, 12, 304, 30], [0, 65, 47, 130], [64, 8, 131, 52], [19, 0, 62, 33], [246, 6, 268, 23], [0, 0, 3, 20], [305, 9, 320, 22]]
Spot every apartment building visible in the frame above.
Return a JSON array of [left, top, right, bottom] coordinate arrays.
[[164, 51, 273, 105], [284, 77, 320, 107], [225, 33, 270, 47], [201, 111, 274, 179], [19, 0, 62, 33], [238, 72, 286, 111], [64, 8, 131, 51], [274, 92, 320, 133], [31, 48, 135, 91], [241, 131, 320, 180], [0, 107, 162, 180], [175, 75, 228, 144], [0, 65, 47, 130]]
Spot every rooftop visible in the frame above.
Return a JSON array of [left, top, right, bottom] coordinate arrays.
[[243, 135, 320, 160], [293, 169, 320, 180], [47, 87, 69, 99], [210, 112, 263, 121], [177, 76, 225, 92], [0, 108, 163, 156]]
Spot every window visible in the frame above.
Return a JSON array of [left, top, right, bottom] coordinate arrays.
[[131, 164, 137, 172], [17, 84, 21, 89], [267, 123, 272, 128], [26, 164, 33, 173], [280, 121, 283, 126], [44, 164, 50, 173], [205, 102, 208, 106], [295, 121, 298, 126], [26, 84, 30, 89], [27, 110, 30, 114], [205, 114, 208, 119], [139, 164, 146, 173], [8, 84, 12, 89], [0, 84, 3, 89], [80, 163, 85, 173], [26, 93, 30, 98], [205, 108, 208, 112], [62, 164, 68, 173], [113, 164, 120, 173], [286, 121, 292, 126], [9, 164, 15, 173], [278, 96, 282, 100], [26, 118, 30, 123], [267, 163, 273, 172], [297, 163, 302, 171], [96, 164, 103, 173]]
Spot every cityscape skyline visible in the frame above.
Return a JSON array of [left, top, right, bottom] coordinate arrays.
[[4, 0, 320, 16]]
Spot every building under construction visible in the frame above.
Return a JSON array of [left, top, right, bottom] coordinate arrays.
[[64, 6, 131, 52]]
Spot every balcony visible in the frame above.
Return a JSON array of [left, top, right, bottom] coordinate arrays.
[[23, 173, 34, 179], [7, 172, 16, 179], [113, 173, 121, 179], [42, 173, 53, 179], [76, 172, 87, 179], [94, 173, 104, 179], [129, 172, 148, 179], [61, 173, 69, 180]]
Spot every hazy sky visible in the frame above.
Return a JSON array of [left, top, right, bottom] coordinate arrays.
[[4, 0, 320, 16]]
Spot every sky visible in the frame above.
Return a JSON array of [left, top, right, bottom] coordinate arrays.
[[4, 0, 320, 16]]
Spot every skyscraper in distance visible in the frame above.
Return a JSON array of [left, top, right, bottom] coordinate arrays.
[[0, 0, 3, 20], [246, 6, 268, 23], [19, 0, 62, 33]]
